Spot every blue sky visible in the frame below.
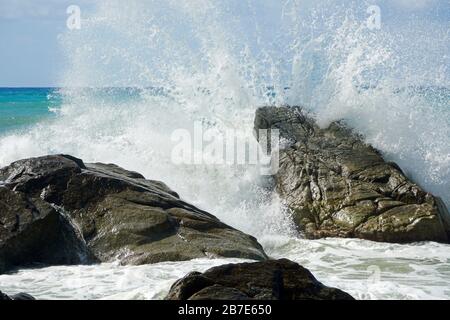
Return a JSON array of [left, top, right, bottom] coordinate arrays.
[[0, 0, 448, 87], [0, 0, 95, 87]]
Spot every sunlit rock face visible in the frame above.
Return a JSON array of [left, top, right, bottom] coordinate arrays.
[[255, 106, 449, 243]]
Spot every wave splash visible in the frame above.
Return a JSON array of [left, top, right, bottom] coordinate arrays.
[[0, 1, 448, 243], [0, 0, 449, 300]]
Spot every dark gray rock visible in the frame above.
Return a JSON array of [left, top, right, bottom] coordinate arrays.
[[0, 155, 267, 273], [10, 293, 36, 300], [166, 259, 354, 300], [0, 291, 35, 300], [0, 186, 91, 274], [255, 106, 449, 243], [0, 291, 11, 300]]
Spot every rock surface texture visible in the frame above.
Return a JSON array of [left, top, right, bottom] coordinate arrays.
[[166, 259, 354, 300], [0, 155, 267, 273], [255, 106, 450, 243], [0, 291, 35, 300]]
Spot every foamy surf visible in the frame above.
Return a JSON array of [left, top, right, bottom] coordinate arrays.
[[1, 238, 449, 300]]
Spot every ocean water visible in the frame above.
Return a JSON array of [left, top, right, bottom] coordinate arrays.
[[0, 88, 60, 134], [0, 0, 449, 300]]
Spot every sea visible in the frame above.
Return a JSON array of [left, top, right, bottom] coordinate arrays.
[[0, 0, 449, 300]]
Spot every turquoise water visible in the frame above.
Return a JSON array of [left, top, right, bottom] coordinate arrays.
[[0, 87, 153, 135], [1, 86, 448, 135], [0, 88, 61, 134]]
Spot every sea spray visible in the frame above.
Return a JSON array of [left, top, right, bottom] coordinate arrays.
[[0, 1, 447, 211], [0, 0, 448, 299]]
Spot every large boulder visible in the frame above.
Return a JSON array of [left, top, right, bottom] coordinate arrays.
[[0, 155, 267, 273], [0, 291, 35, 300], [0, 186, 91, 274], [255, 106, 449, 243], [165, 259, 354, 300], [0, 291, 11, 300]]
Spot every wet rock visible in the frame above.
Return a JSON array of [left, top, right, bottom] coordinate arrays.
[[166, 259, 354, 300], [10, 293, 36, 300], [0, 291, 35, 300], [0, 186, 90, 274], [254, 106, 449, 243], [0, 155, 267, 273], [0, 291, 11, 300]]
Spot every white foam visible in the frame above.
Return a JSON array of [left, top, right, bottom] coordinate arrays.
[[262, 237, 450, 300], [1, 238, 449, 300], [0, 259, 249, 300]]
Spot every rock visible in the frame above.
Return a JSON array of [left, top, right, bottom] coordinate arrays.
[[10, 293, 36, 300], [0, 291, 11, 300], [0, 155, 267, 273], [0, 291, 35, 300], [165, 259, 354, 300], [0, 186, 91, 274], [254, 106, 449, 243]]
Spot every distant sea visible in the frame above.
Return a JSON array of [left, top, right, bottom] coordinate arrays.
[[0, 88, 61, 134]]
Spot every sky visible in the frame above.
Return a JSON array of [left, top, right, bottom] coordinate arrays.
[[0, 0, 95, 87], [0, 0, 448, 87]]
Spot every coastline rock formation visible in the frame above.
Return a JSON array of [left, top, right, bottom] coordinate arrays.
[[166, 259, 354, 300], [255, 106, 450, 243], [0, 291, 35, 300], [0, 155, 267, 274]]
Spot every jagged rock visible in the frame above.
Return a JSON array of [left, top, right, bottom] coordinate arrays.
[[0, 291, 35, 300], [165, 259, 354, 300], [0, 291, 11, 300], [254, 106, 449, 243], [0, 155, 267, 273]]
